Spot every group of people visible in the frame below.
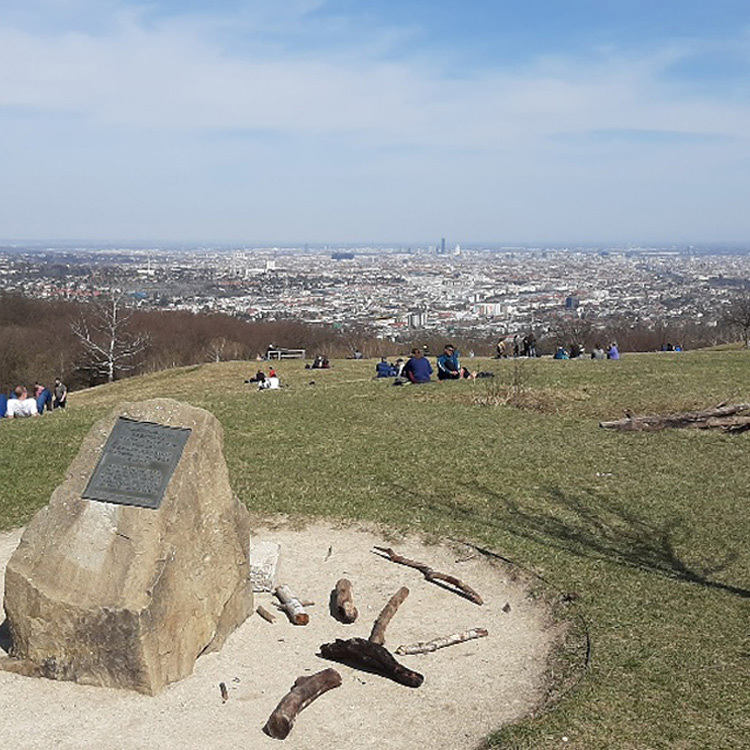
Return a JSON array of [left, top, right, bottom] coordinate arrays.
[[1, 379, 67, 419], [554, 342, 620, 360], [246, 368, 280, 390], [496, 333, 538, 358], [375, 345, 475, 384], [309, 354, 331, 369], [375, 357, 405, 378]]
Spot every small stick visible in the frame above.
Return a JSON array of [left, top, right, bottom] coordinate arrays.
[[219, 681, 229, 702], [274, 585, 310, 625], [263, 668, 342, 740], [320, 637, 423, 688], [256, 605, 277, 623], [373, 547, 484, 605], [369, 586, 409, 645], [333, 578, 358, 623], [395, 628, 489, 655]]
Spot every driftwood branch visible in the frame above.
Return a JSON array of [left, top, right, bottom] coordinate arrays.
[[395, 627, 489, 655], [372, 547, 484, 605], [332, 578, 358, 623], [369, 586, 409, 645], [599, 402, 750, 432], [274, 585, 310, 625], [320, 637, 424, 688], [263, 668, 342, 739], [256, 605, 276, 623]]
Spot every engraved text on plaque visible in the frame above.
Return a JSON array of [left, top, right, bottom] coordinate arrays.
[[82, 417, 192, 509]]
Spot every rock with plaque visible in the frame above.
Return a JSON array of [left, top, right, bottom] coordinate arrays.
[[2, 399, 253, 695]]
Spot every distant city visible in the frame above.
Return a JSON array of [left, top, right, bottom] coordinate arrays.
[[2, 241, 749, 341]]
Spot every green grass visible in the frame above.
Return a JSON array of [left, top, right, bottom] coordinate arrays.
[[2, 351, 749, 748]]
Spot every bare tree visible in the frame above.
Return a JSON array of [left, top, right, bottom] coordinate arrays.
[[549, 312, 593, 348], [723, 294, 750, 348], [71, 293, 150, 382]]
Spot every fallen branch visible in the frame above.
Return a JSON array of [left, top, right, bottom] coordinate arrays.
[[274, 585, 310, 625], [395, 628, 488, 655], [369, 586, 409, 645], [256, 605, 277, 624], [263, 668, 342, 740], [372, 547, 484, 605], [320, 637, 423, 688], [332, 578, 358, 623], [599, 402, 750, 432]]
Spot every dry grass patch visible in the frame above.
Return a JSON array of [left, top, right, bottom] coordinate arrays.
[[471, 377, 592, 415]]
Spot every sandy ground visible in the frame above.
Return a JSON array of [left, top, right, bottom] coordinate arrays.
[[0, 522, 560, 750]]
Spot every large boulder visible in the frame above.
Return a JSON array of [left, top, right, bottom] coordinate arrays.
[[3, 399, 253, 695]]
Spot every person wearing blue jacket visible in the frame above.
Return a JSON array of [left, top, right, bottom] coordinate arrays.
[[404, 348, 433, 383], [375, 358, 396, 378], [436, 344, 473, 380]]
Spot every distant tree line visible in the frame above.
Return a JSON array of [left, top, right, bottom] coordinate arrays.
[[0, 294, 379, 391], [1, 291, 747, 393]]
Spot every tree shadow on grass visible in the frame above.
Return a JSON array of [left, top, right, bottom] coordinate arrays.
[[437, 483, 750, 599]]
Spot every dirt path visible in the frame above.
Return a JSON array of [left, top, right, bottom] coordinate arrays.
[[1, 522, 560, 750]]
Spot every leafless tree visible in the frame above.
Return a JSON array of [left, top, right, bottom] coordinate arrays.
[[549, 312, 593, 348], [723, 294, 750, 348], [71, 293, 150, 382]]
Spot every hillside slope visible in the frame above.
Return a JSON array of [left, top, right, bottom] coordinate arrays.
[[1, 351, 749, 749]]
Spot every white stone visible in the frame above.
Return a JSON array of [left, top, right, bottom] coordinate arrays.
[[249, 540, 281, 592]]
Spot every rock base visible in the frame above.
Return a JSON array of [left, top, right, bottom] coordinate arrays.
[[3, 399, 253, 695]]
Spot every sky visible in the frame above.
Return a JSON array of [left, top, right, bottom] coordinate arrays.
[[2, 0, 750, 245]]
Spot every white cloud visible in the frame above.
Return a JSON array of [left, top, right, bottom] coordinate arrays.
[[2, 3, 750, 241], [3, 9, 750, 146]]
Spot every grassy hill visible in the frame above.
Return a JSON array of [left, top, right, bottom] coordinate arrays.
[[2, 351, 749, 749]]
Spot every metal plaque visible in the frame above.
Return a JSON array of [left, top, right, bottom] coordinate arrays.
[[82, 417, 192, 509]]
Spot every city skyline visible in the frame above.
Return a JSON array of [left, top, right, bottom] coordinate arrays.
[[2, 1, 750, 244]]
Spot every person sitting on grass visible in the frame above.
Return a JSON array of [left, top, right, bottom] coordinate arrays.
[[5, 386, 39, 418], [403, 348, 433, 384], [259, 368, 280, 390], [375, 357, 396, 378], [436, 344, 474, 380], [591, 343, 606, 360], [34, 382, 53, 414]]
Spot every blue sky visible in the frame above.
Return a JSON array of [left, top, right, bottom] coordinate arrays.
[[2, 0, 750, 244]]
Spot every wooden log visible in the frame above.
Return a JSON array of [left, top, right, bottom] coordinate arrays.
[[372, 547, 484, 605], [395, 627, 489, 655], [274, 585, 310, 625], [369, 586, 409, 645], [320, 637, 424, 688], [333, 578, 358, 624], [219, 681, 229, 702], [256, 605, 277, 623], [274, 600, 315, 610], [599, 402, 750, 432], [263, 668, 342, 740]]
